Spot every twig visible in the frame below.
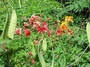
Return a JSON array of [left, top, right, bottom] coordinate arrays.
[[67, 45, 89, 67]]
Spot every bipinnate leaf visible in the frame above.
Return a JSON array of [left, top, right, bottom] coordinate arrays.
[[42, 38, 47, 51], [8, 9, 17, 39], [86, 22, 90, 47]]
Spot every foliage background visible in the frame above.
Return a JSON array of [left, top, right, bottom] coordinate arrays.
[[0, 0, 90, 67]]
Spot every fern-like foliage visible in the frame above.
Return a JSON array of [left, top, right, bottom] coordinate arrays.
[[58, 0, 90, 17]]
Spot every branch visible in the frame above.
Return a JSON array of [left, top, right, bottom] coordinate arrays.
[[67, 45, 89, 67]]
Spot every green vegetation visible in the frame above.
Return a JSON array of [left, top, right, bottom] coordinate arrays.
[[0, 0, 90, 67]]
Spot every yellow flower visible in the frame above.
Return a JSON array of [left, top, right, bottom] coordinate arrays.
[[69, 16, 73, 19], [60, 21, 68, 26], [65, 16, 69, 19], [57, 20, 61, 23], [60, 21, 68, 29], [65, 16, 73, 22]]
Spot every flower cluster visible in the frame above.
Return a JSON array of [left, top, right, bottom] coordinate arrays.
[[15, 14, 52, 37], [29, 15, 51, 35], [56, 16, 73, 36], [14, 14, 74, 66], [15, 15, 74, 37]]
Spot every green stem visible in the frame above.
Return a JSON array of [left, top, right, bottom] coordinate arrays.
[[51, 47, 54, 67]]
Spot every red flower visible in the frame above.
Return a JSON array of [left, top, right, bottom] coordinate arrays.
[[47, 30, 52, 37], [32, 59, 35, 64], [29, 15, 36, 23], [33, 21, 40, 28], [29, 15, 41, 24], [56, 29, 63, 36], [29, 52, 33, 56], [37, 26, 41, 33], [35, 16, 41, 21], [36, 25, 48, 34], [24, 22, 29, 27], [40, 21, 48, 34], [15, 28, 22, 35], [68, 29, 73, 35], [47, 18, 50, 20], [24, 28, 31, 36], [34, 40, 39, 44], [42, 21, 48, 28], [41, 27, 47, 34]]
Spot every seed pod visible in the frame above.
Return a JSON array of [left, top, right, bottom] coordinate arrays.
[[42, 38, 47, 51], [2, 12, 9, 39], [86, 22, 90, 47], [8, 9, 17, 39]]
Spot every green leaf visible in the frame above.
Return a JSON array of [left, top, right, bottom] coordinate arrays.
[[86, 22, 90, 47], [42, 38, 47, 51], [8, 9, 17, 39], [32, 47, 36, 57], [31, 42, 36, 57], [2, 12, 9, 39], [38, 51, 46, 67], [19, 0, 21, 8]]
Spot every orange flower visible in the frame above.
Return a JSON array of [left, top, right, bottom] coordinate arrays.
[[60, 21, 68, 30], [56, 16, 74, 36]]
